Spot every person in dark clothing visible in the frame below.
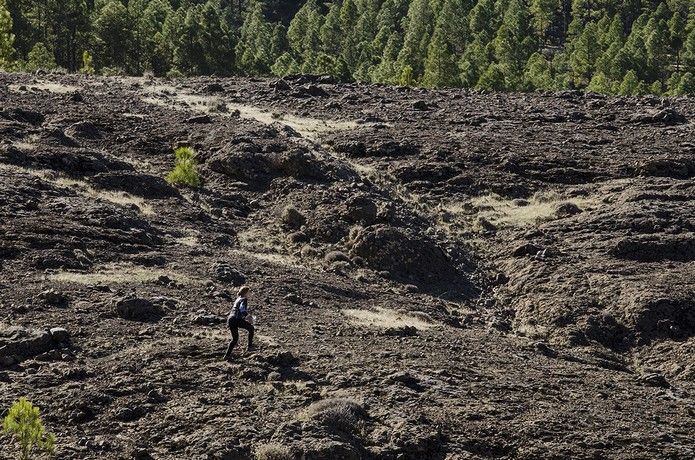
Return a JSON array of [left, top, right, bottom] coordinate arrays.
[[223, 286, 255, 361]]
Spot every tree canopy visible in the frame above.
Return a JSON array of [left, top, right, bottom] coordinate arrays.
[[1, 0, 694, 95]]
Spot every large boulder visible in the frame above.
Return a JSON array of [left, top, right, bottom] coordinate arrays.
[[114, 296, 163, 321], [89, 172, 180, 199], [347, 225, 459, 286], [0, 325, 54, 366], [343, 195, 377, 226]]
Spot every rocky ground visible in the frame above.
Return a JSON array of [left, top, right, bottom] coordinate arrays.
[[0, 72, 693, 460]]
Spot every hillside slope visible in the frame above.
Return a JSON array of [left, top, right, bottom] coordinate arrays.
[[0, 73, 694, 459]]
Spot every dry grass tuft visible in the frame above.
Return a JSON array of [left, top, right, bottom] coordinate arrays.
[[444, 191, 599, 229], [302, 398, 367, 433], [343, 307, 434, 330], [48, 263, 202, 285], [255, 443, 293, 460]]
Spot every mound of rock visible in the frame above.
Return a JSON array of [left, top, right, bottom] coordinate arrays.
[[89, 172, 179, 199], [346, 225, 459, 287], [0, 325, 70, 366], [611, 234, 695, 262], [208, 147, 327, 184], [342, 195, 377, 225], [65, 121, 102, 139], [114, 296, 163, 321]]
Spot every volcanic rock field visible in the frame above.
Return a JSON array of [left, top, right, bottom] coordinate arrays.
[[0, 73, 694, 459]]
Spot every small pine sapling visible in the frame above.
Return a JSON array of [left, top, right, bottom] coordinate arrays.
[[2, 398, 56, 460], [166, 146, 201, 187]]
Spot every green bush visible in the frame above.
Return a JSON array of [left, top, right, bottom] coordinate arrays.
[[2, 398, 56, 460], [167, 147, 201, 187], [25, 42, 57, 72], [80, 50, 94, 74]]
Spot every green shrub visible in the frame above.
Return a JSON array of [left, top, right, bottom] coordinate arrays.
[[255, 442, 293, 460], [166, 68, 185, 79], [167, 146, 201, 187], [26, 42, 57, 72], [80, 50, 94, 74], [2, 398, 56, 460], [100, 66, 125, 76]]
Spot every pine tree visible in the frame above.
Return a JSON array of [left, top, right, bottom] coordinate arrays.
[[644, 17, 670, 83], [299, 7, 324, 74], [0, 0, 14, 67], [270, 23, 288, 62], [80, 49, 94, 73], [530, 0, 558, 40], [672, 72, 695, 94], [236, 0, 273, 74], [287, 0, 318, 56], [340, 0, 359, 70], [423, 25, 458, 87], [160, 8, 184, 74], [320, 2, 341, 56], [493, 0, 535, 90], [395, 0, 434, 82], [459, 37, 490, 87], [618, 69, 642, 95], [93, 0, 134, 70], [422, 0, 467, 87], [595, 14, 625, 80], [271, 51, 300, 76], [523, 51, 554, 90], [684, 24, 695, 72], [371, 30, 402, 83], [26, 42, 57, 70], [586, 71, 615, 94], [668, 8, 687, 69], [568, 21, 600, 87], [477, 62, 506, 90], [137, 0, 172, 75], [469, 0, 497, 43], [48, 0, 90, 71]]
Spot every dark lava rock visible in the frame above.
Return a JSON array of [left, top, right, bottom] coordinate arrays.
[[555, 202, 582, 218], [213, 263, 246, 285], [114, 296, 163, 321], [347, 225, 459, 287], [192, 314, 225, 326], [0, 108, 44, 125], [49, 327, 70, 343], [512, 243, 542, 257], [281, 206, 306, 229], [65, 121, 102, 139], [412, 100, 431, 111], [382, 325, 418, 337], [637, 373, 670, 388], [335, 139, 419, 158], [89, 172, 179, 199], [203, 83, 225, 93], [0, 326, 53, 364], [324, 251, 351, 264], [343, 195, 377, 225], [36, 289, 70, 307], [298, 84, 328, 97], [630, 108, 687, 125], [271, 79, 292, 91], [611, 235, 695, 262], [186, 114, 212, 124], [638, 159, 693, 179]]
